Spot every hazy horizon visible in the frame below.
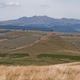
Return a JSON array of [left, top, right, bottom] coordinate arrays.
[[0, 0, 80, 21], [1, 15, 80, 21]]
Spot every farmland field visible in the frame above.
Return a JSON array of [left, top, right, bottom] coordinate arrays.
[[0, 30, 46, 53], [0, 29, 80, 65]]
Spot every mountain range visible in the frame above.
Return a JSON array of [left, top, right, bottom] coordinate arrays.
[[0, 16, 80, 32]]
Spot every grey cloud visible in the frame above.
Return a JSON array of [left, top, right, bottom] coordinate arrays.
[[40, 4, 49, 8], [0, 2, 20, 8]]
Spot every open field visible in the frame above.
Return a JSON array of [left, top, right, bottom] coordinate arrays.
[[15, 32, 80, 55], [0, 62, 80, 80], [0, 53, 80, 65], [0, 30, 80, 65], [0, 30, 46, 53]]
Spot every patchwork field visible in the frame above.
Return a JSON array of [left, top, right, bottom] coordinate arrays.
[[0, 29, 80, 65], [0, 30, 46, 53], [0, 62, 80, 80], [15, 32, 80, 54]]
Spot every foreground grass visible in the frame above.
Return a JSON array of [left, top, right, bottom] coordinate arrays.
[[0, 62, 80, 80], [0, 53, 80, 65]]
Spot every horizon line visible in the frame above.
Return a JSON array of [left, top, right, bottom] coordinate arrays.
[[0, 15, 80, 21]]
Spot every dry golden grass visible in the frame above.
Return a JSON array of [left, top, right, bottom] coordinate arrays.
[[0, 62, 80, 80]]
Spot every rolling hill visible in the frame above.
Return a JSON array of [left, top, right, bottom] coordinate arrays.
[[14, 32, 80, 56], [0, 30, 80, 65], [0, 16, 80, 32]]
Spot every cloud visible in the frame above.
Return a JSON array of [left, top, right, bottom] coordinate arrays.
[[0, 2, 20, 8], [40, 4, 49, 8]]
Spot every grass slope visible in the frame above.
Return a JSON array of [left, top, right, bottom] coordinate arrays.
[[0, 30, 80, 65], [15, 32, 80, 56], [0, 30, 46, 53]]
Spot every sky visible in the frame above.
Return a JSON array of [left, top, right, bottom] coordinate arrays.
[[0, 0, 80, 21]]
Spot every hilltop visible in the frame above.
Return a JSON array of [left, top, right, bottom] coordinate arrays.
[[15, 32, 80, 55]]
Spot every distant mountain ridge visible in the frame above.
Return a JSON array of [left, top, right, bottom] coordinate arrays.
[[0, 16, 80, 32]]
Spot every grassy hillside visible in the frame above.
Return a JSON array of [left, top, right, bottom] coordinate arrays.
[[0, 30, 80, 65], [15, 32, 80, 56], [0, 30, 46, 53]]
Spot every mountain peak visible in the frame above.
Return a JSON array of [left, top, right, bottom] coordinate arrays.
[[18, 16, 53, 20], [18, 16, 28, 20], [32, 15, 50, 18]]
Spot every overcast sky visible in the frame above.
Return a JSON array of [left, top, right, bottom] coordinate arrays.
[[0, 0, 80, 21]]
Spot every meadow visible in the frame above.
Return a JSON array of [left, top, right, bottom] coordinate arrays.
[[0, 30, 80, 65]]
